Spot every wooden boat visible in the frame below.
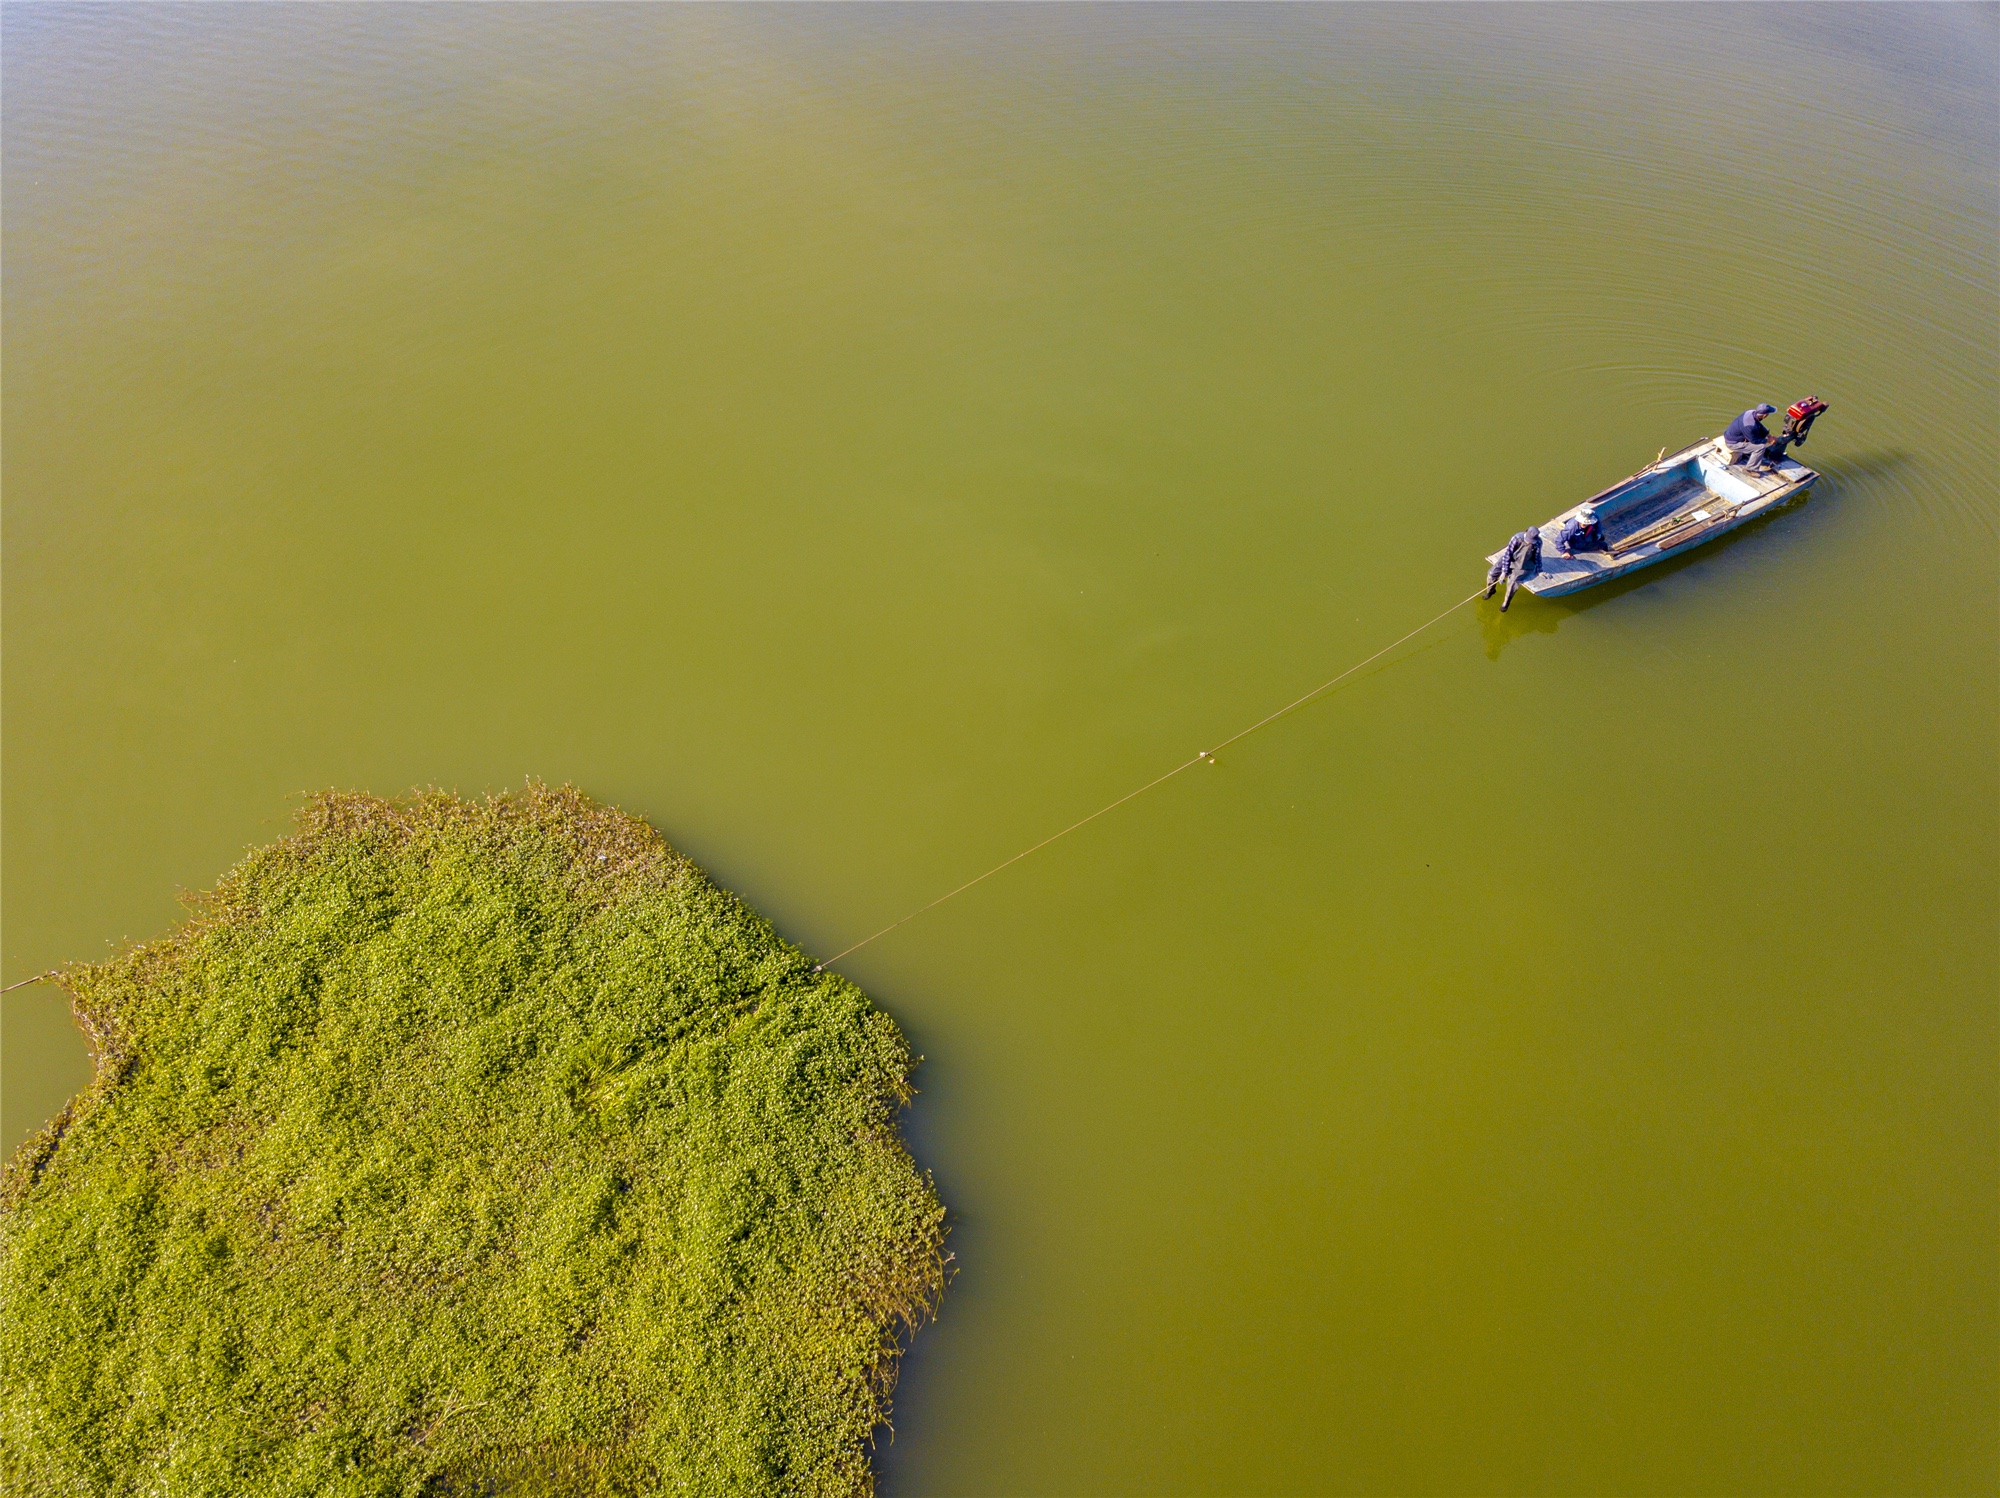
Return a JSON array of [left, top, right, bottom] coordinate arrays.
[[1487, 436, 1820, 600]]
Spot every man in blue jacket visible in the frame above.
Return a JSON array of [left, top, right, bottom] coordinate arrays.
[[1724, 403, 1781, 470], [1484, 526, 1542, 610], [1556, 503, 1607, 556]]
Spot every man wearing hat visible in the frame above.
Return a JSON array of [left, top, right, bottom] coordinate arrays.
[[1556, 502, 1607, 557], [1724, 403, 1782, 470]]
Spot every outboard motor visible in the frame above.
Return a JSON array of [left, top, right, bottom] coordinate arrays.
[[1782, 396, 1829, 449], [1484, 527, 1543, 611]]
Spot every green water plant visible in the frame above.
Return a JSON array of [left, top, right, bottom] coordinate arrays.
[[0, 785, 945, 1496]]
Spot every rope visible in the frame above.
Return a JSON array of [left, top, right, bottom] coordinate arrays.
[[0, 970, 58, 995], [816, 586, 1485, 969]]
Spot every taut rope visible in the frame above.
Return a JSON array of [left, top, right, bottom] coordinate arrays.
[[816, 587, 1485, 969]]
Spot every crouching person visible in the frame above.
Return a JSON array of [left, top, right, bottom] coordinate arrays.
[[1724, 403, 1782, 470], [1485, 527, 1542, 611], [1556, 503, 1607, 556]]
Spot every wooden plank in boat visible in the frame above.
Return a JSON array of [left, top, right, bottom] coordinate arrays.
[[1656, 509, 1742, 551], [1610, 492, 1729, 554]]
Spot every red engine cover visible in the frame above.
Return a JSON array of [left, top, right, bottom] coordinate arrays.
[[1787, 396, 1828, 422]]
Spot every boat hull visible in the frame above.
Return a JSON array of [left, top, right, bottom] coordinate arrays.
[[1488, 437, 1819, 599]]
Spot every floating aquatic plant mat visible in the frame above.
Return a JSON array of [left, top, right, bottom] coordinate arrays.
[[0, 785, 945, 1497]]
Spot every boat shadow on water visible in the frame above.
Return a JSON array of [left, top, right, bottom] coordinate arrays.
[[1477, 447, 1909, 661]]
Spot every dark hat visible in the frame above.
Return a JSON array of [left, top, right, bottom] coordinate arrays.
[[1751, 403, 1777, 417]]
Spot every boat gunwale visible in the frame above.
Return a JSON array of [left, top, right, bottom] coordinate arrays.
[[1485, 437, 1820, 599]]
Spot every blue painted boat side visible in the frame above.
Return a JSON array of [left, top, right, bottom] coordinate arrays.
[[1486, 437, 1820, 599]]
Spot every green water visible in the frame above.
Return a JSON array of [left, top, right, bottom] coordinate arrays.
[[5, 6, 1994, 1491]]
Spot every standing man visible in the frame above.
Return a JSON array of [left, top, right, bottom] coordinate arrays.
[[1724, 403, 1781, 470]]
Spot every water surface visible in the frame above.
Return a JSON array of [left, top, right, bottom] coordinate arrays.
[[5, 6, 1995, 1492]]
